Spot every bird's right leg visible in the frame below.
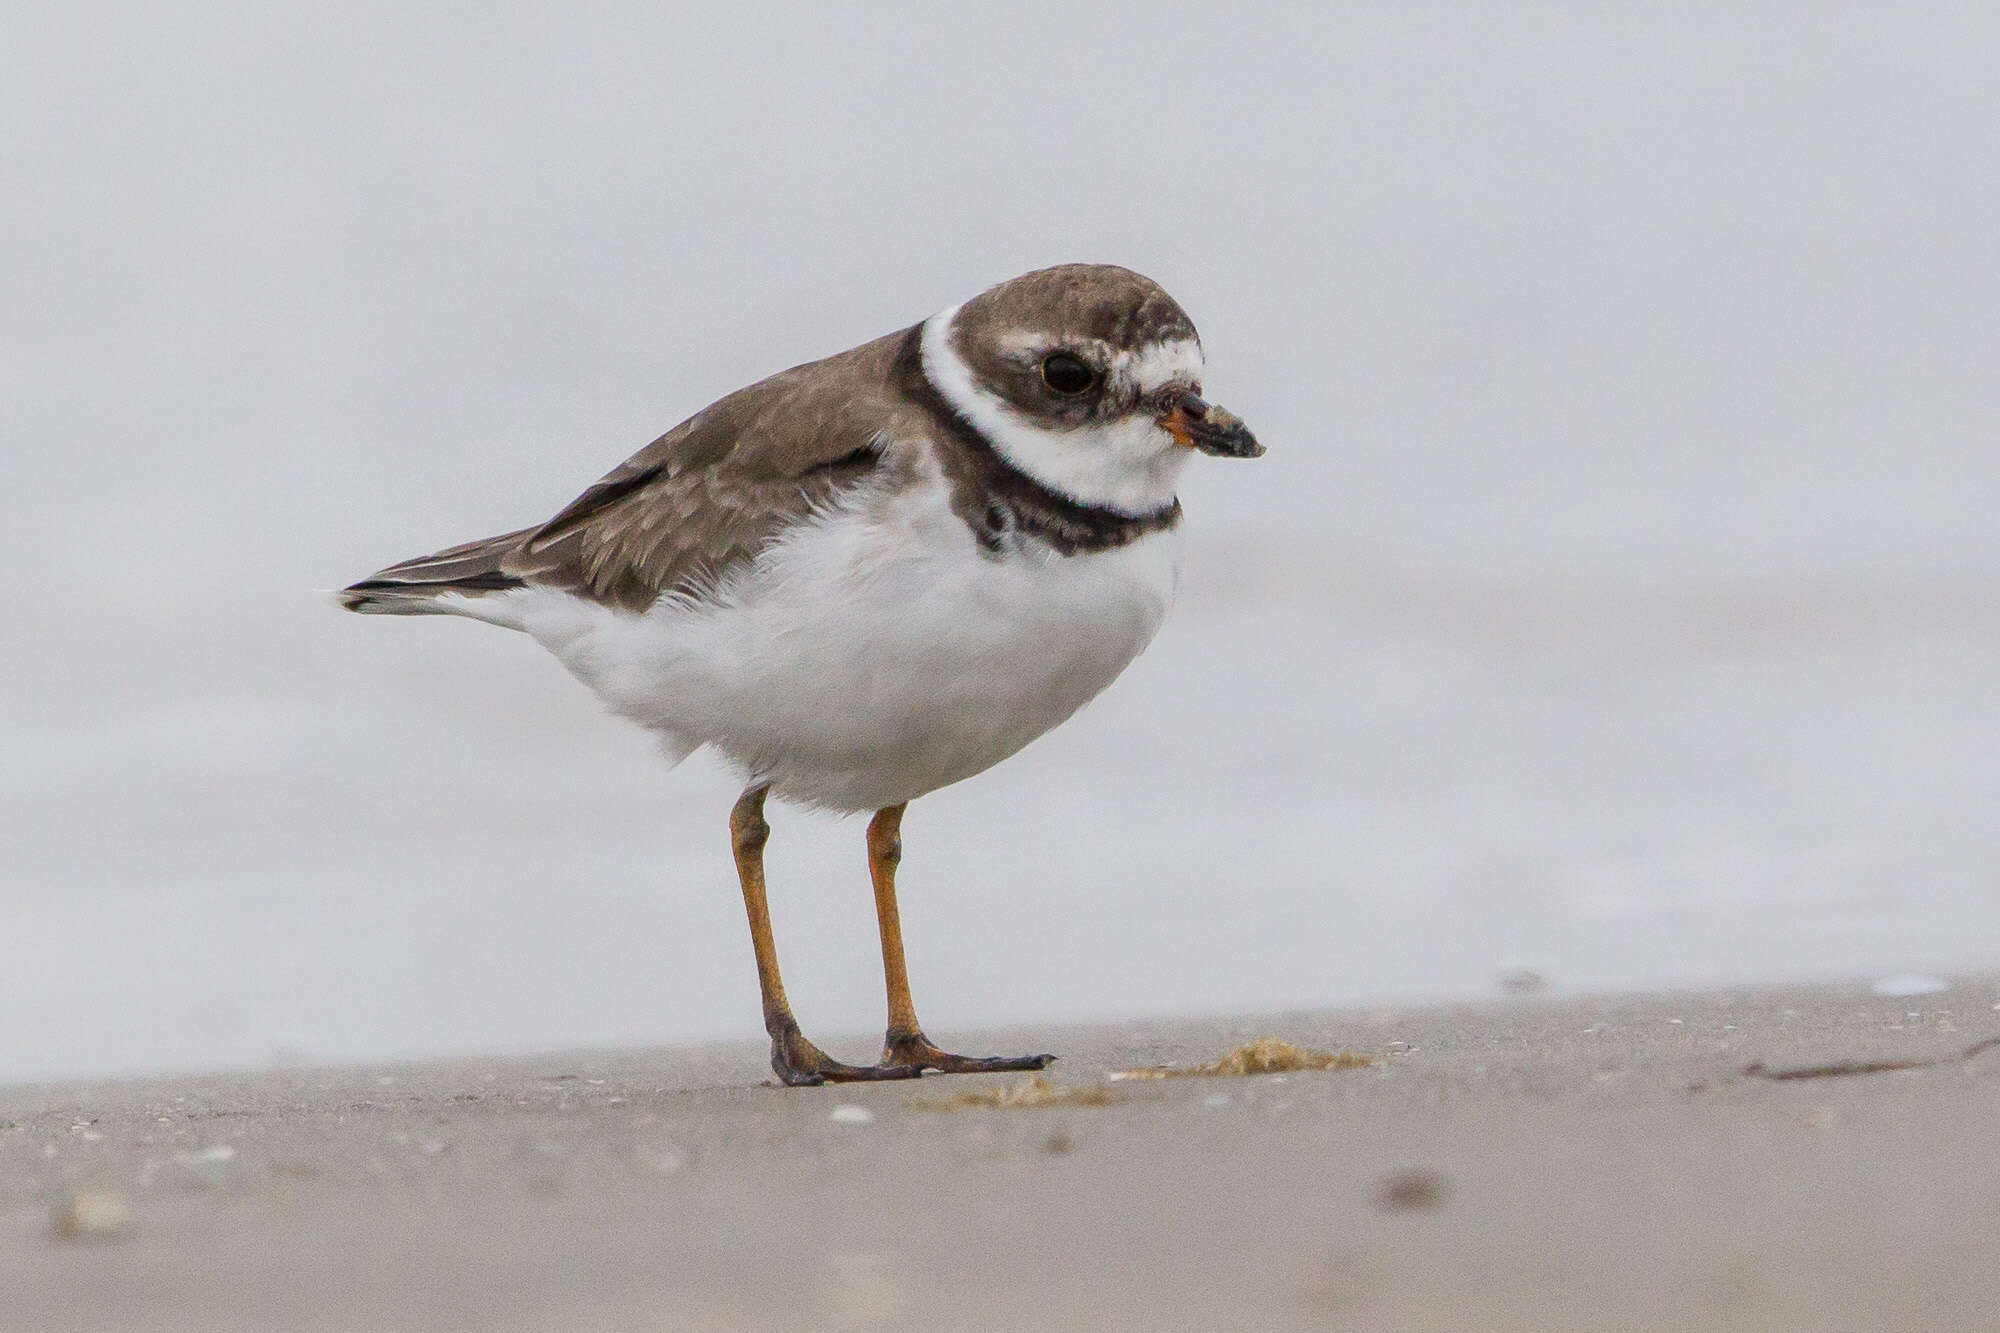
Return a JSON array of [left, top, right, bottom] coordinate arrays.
[[730, 785, 921, 1086], [866, 803, 1055, 1074]]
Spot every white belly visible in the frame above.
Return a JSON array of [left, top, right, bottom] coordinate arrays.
[[497, 476, 1182, 812]]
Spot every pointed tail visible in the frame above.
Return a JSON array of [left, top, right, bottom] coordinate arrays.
[[339, 528, 534, 615]]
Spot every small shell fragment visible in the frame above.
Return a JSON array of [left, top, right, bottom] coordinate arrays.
[[1871, 974, 1948, 998], [52, 1192, 132, 1241]]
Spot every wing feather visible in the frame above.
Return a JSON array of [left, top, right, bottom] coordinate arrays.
[[343, 325, 925, 618], [501, 327, 919, 612]]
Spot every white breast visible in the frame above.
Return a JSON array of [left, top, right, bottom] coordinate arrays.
[[492, 470, 1182, 812]]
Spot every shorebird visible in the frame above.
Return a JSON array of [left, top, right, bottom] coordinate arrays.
[[342, 264, 1262, 1084]]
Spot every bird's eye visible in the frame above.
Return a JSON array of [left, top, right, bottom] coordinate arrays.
[[1039, 352, 1096, 395]]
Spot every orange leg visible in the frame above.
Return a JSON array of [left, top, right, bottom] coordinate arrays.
[[868, 803, 1054, 1075], [731, 786, 919, 1086]]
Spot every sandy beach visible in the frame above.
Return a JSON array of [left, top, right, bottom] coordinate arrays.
[[7, 976, 1999, 1331]]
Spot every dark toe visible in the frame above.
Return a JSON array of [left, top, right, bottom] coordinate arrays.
[[939, 1052, 1056, 1074], [884, 1037, 1059, 1074], [772, 1064, 828, 1087], [818, 1061, 925, 1083]]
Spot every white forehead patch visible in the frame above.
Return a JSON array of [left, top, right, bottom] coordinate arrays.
[[1115, 338, 1205, 396]]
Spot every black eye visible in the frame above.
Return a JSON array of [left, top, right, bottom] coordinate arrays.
[[1040, 352, 1096, 395]]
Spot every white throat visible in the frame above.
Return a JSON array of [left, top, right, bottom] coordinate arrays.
[[920, 305, 1196, 516]]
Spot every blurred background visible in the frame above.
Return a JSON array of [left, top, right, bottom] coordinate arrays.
[[5, 4, 1996, 1083]]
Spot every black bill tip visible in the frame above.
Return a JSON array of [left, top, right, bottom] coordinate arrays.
[[1191, 421, 1264, 458], [1166, 393, 1264, 458]]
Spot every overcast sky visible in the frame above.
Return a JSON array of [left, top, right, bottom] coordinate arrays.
[[5, 5, 1997, 1081]]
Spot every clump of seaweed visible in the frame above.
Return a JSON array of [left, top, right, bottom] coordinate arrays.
[[1109, 1037, 1373, 1080], [912, 1074, 1120, 1111]]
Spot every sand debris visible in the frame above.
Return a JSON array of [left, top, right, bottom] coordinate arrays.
[[1109, 1037, 1374, 1080], [1374, 1168, 1449, 1211], [1744, 1034, 2000, 1082], [912, 1074, 1119, 1111]]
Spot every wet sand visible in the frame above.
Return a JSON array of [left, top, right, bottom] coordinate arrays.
[[7, 977, 1999, 1331]]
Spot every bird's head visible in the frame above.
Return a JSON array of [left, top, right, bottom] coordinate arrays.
[[920, 264, 1262, 515]]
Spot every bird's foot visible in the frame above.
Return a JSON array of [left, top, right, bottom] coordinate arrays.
[[769, 1024, 923, 1086], [882, 1029, 1056, 1075]]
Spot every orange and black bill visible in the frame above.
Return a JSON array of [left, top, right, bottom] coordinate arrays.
[[1158, 392, 1264, 458]]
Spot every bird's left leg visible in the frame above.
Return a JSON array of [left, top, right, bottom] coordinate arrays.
[[866, 803, 1055, 1075]]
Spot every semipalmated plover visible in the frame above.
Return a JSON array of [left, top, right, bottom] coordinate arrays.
[[343, 264, 1262, 1085]]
